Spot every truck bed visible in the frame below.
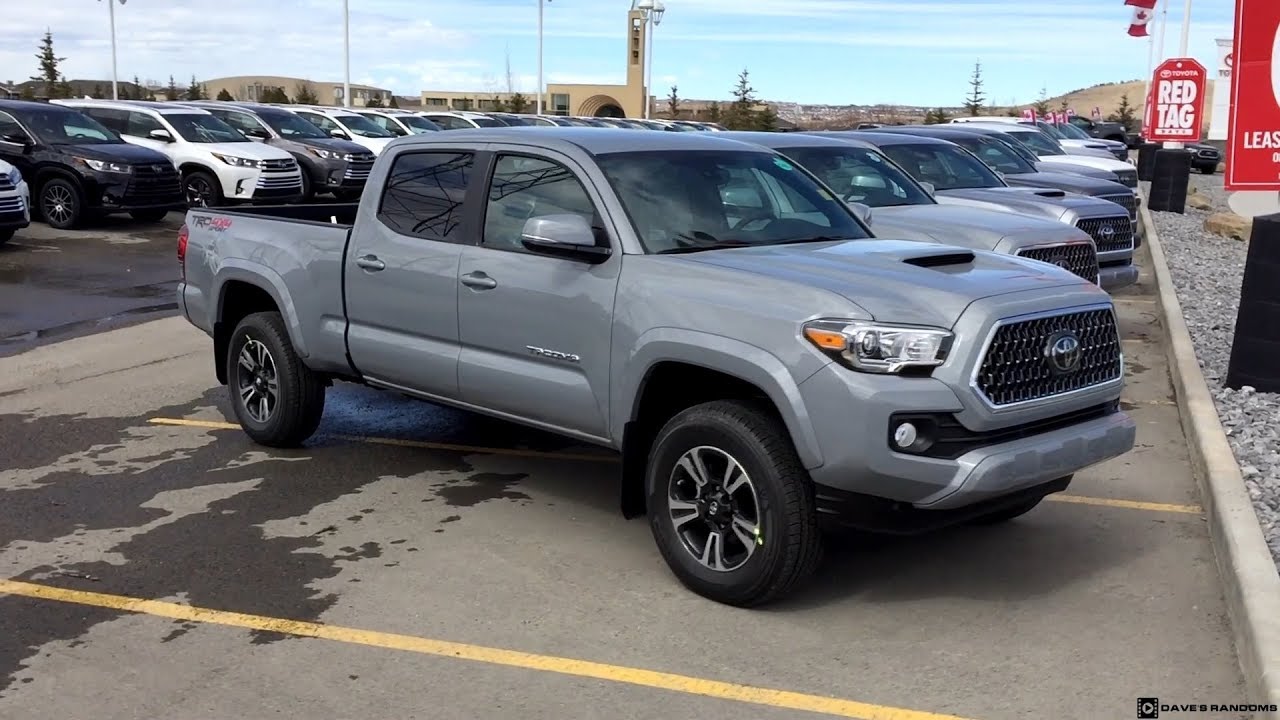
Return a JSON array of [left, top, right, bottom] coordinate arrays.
[[201, 202, 360, 227]]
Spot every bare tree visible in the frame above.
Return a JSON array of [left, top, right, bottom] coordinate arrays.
[[505, 45, 515, 94]]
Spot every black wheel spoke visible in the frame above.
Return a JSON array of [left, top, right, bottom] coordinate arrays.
[[667, 445, 760, 573], [235, 338, 279, 424]]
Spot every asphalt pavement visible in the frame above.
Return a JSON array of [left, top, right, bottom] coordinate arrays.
[[0, 213, 183, 358], [0, 223, 1253, 720]]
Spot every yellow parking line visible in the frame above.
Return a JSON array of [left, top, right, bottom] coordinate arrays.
[[1045, 494, 1201, 514], [148, 417, 1203, 515], [0, 579, 972, 720]]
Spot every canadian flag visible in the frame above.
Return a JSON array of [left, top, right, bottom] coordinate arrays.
[[1128, 6, 1153, 37], [1124, 0, 1158, 8]]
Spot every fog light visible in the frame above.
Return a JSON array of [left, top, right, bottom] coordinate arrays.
[[893, 422, 918, 449]]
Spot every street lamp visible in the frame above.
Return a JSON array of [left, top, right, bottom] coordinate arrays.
[[343, 0, 350, 107], [537, 0, 552, 115], [636, 0, 665, 119], [99, 0, 126, 100]]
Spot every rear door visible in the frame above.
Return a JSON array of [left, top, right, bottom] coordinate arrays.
[[455, 146, 622, 440], [343, 146, 483, 398]]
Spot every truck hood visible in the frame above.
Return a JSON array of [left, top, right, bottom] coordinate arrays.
[[676, 239, 1089, 329], [1033, 161, 1118, 181], [55, 142, 173, 165], [933, 185, 1107, 221], [1059, 138, 1121, 151], [1002, 169, 1130, 197], [1038, 154, 1135, 173], [870, 203, 1071, 249]]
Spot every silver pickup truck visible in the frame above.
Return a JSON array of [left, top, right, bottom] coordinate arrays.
[[177, 128, 1137, 607]]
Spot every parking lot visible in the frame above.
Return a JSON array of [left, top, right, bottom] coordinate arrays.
[[0, 217, 1251, 720]]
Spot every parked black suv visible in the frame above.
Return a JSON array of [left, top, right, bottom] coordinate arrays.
[[177, 101, 375, 201], [0, 99, 185, 229]]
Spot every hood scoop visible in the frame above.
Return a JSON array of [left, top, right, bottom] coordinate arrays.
[[902, 250, 975, 268], [1029, 188, 1067, 198]]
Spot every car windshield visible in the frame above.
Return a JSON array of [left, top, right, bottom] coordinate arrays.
[[166, 113, 249, 143], [332, 113, 395, 138], [876, 142, 1004, 190], [261, 112, 327, 139], [948, 135, 1037, 175], [595, 149, 873, 254], [470, 116, 506, 127], [991, 134, 1042, 165], [1037, 122, 1067, 140], [397, 114, 441, 132], [1055, 122, 1092, 140], [1007, 128, 1065, 155], [779, 144, 933, 207], [20, 109, 123, 145]]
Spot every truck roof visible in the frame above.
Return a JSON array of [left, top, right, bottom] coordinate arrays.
[[388, 126, 777, 155], [823, 130, 954, 148], [712, 130, 876, 151]]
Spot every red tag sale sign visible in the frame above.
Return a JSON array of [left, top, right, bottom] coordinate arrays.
[[1147, 57, 1207, 142], [1225, 0, 1280, 190]]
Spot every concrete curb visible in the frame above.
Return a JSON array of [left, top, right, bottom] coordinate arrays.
[[1139, 192, 1280, 717]]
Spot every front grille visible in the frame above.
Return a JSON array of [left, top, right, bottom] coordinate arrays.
[[261, 158, 297, 171], [1113, 169, 1138, 188], [974, 307, 1123, 408], [123, 163, 181, 203], [1099, 193, 1137, 221], [1198, 150, 1220, 159], [0, 196, 24, 214], [1076, 215, 1134, 253], [1017, 243, 1099, 284], [343, 160, 373, 181], [0, 179, 14, 192], [256, 162, 302, 191]]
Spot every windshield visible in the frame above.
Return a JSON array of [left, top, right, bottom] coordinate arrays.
[[1008, 129, 1065, 156], [261, 112, 327, 139], [1055, 122, 1092, 140], [948, 135, 1036, 175], [470, 116, 505, 127], [396, 114, 441, 132], [595, 149, 873, 254], [20, 109, 123, 145], [333, 113, 395, 138], [1036, 122, 1067, 140], [166, 113, 249, 143], [876, 142, 1004, 190], [780, 144, 933, 207]]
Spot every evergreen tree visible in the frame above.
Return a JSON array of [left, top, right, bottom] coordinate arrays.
[[293, 81, 319, 105], [165, 75, 180, 101], [365, 96, 384, 108], [725, 69, 761, 130], [705, 101, 722, 123], [1107, 93, 1137, 131], [756, 104, 779, 131], [186, 75, 205, 100], [1032, 86, 1050, 117], [508, 92, 528, 113], [666, 85, 681, 119], [216, 88, 234, 101], [91, 83, 105, 99], [963, 61, 985, 116], [30, 31, 65, 98], [388, 95, 400, 109]]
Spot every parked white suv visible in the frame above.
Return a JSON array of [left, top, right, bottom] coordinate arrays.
[[417, 111, 507, 130], [354, 108, 441, 136], [53, 99, 303, 207], [0, 158, 30, 245], [274, 106, 396, 155]]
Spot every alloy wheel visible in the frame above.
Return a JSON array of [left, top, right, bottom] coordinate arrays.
[[42, 185, 76, 226], [185, 177, 214, 207], [667, 445, 762, 572], [236, 338, 279, 424]]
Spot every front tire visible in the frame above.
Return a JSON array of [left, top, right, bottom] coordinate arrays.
[[39, 178, 83, 230], [183, 170, 224, 208], [646, 399, 822, 607], [226, 311, 325, 447]]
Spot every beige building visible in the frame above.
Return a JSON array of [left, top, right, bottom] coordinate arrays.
[[420, 4, 653, 117], [202, 76, 394, 107]]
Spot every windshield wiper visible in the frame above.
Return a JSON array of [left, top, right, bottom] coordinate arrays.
[[655, 240, 752, 255]]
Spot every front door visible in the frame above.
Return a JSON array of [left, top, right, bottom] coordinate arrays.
[[343, 147, 480, 398], [456, 149, 622, 440]]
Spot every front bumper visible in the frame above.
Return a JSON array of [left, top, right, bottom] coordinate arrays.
[[85, 170, 186, 213], [1099, 262, 1139, 291], [0, 179, 31, 229]]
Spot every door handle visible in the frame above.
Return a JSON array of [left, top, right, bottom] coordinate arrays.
[[355, 255, 385, 271], [460, 271, 497, 290]]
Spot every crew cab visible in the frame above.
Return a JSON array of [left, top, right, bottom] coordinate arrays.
[[177, 128, 1136, 607], [1067, 115, 1131, 144], [177, 101, 375, 202], [717, 131, 1106, 287], [0, 99, 184, 228], [0, 158, 30, 244], [53, 99, 303, 209], [845, 131, 1139, 291], [1033, 120, 1129, 161], [863, 125, 1139, 226]]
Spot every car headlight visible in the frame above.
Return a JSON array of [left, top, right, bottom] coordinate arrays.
[[803, 318, 953, 374], [306, 147, 339, 160], [211, 153, 261, 168], [5, 166, 19, 185], [75, 157, 132, 174]]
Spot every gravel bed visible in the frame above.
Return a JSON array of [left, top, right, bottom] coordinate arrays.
[[1144, 172, 1280, 570]]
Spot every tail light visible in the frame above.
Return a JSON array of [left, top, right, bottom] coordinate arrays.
[[177, 223, 188, 281]]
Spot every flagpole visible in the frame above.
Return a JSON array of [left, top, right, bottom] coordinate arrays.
[[536, 0, 544, 115], [107, 0, 119, 100], [1156, 0, 1169, 62], [343, 0, 351, 108], [1178, 0, 1192, 56]]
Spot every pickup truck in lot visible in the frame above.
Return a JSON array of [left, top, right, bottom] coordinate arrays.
[[844, 131, 1139, 291], [177, 128, 1137, 606]]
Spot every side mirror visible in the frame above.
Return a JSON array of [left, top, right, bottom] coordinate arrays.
[[246, 128, 270, 140], [920, 181, 936, 197], [330, 129, 350, 140], [390, 126, 408, 136], [845, 201, 873, 224], [148, 129, 173, 142], [520, 214, 611, 263]]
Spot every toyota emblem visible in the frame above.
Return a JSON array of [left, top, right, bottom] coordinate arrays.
[[1045, 331, 1082, 374], [1099, 224, 1115, 239]]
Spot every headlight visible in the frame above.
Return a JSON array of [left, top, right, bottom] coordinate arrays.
[[306, 147, 344, 161], [4, 166, 19, 185], [211, 153, 261, 168], [76, 157, 132, 174], [803, 318, 953, 374]]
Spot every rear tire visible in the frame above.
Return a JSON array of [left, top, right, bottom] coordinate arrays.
[[646, 399, 822, 607], [226, 311, 325, 447]]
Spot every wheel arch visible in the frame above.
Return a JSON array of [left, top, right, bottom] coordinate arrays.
[[212, 268, 308, 384]]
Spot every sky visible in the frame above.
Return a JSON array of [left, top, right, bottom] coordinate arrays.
[[0, 0, 1235, 107]]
